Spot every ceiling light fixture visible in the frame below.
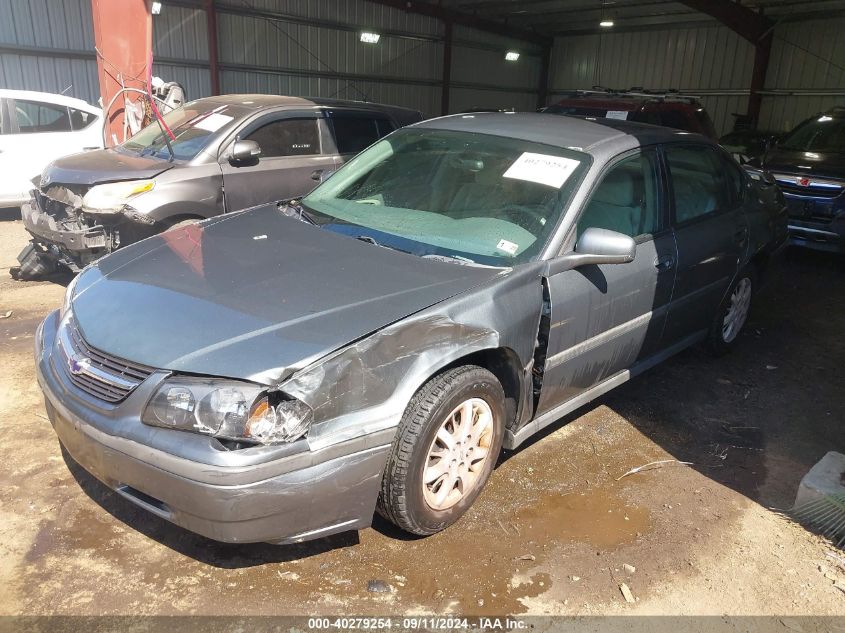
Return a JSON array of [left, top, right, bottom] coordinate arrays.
[[600, 19, 614, 27], [360, 32, 381, 44], [505, 51, 520, 61], [151, 1, 162, 15]]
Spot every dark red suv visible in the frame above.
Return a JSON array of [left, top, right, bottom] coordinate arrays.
[[544, 89, 718, 140]]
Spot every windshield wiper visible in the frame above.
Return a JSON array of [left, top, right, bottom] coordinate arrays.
[[355, 235, 412, 254], [279, 200, 317, 225], [421, 253, 478, 265]]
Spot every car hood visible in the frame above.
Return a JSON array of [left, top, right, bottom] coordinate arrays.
[[70, 205, 503, 384], [43, 148, 176, 186], [762, 148, 845, 181]]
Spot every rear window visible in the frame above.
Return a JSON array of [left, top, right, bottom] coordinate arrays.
[[330, 116, 393, 154], [69, 107, 97, 131]]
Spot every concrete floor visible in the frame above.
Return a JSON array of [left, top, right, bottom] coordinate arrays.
[[1, 217, 844, 617]]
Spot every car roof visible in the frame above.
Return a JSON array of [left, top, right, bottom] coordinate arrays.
[[553, 91, 702, 109], [190, 93, 421, 116], [416, 112, 709, 158], [0, 89, 102, 113]]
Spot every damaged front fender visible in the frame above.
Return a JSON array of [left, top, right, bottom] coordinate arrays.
[[281, 264, 546, 450]]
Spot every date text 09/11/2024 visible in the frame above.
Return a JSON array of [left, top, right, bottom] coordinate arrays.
[[306, 617, 528, 630]]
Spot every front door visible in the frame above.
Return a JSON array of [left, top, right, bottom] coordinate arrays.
[[220, 112, 335, 211], [661, 144, 748, 345], [536, 148, 677, 414]]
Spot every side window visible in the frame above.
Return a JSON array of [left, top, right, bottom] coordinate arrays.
[[376, 118, 395, 138], [244, 118, 319, 157], [14, 99, 72, 133], [330, 116, 381, 154], [665, 145, 731, 224], [577, 150, 661, 239], [68, 108, 97, 131]]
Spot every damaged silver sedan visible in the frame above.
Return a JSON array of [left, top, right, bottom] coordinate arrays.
[[35, 114, 787, 544]]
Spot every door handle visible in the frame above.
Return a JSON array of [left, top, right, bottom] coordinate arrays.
[[311, 169, 324, 181], [734, 227, 749, 244], [654, 256, 675, 271]]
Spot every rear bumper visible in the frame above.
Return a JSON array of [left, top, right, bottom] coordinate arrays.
[[35, 311, 392, 544]]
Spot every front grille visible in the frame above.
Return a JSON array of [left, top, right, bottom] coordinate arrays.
[[774, 174, 844, 199], [59, 316, 154, 403]]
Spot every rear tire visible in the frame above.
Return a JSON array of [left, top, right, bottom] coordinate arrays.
[[706, 268, 755, 356], [377, 365, 505, 536]]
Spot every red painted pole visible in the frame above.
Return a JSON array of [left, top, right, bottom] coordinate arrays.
[[91, 0, 153, 146]]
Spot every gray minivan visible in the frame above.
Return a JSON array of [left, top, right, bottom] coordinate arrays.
[[18, 95, 422, 273]]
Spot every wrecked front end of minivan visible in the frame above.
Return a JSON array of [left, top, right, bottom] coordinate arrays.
[[19, 177, 161, 275]]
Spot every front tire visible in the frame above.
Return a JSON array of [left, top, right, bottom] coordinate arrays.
[[377, 365, 505, 536], [706, 268, 755, 356]]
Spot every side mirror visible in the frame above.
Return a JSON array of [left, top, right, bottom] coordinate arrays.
[[311, 169, 336, 182], [545, 227, 636, 276], [229, 140, 261, 165]]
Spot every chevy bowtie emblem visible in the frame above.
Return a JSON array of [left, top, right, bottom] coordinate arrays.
[[68, 355, 91, 375], [798, 177, 811, 187]]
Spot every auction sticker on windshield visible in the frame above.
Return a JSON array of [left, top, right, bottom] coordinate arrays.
[[503, 152, 580, 189], [195, 113, 234, 132]]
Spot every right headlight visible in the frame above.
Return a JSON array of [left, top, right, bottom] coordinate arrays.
[[141, 377, 313, 445], [82, 179, 155, 214]]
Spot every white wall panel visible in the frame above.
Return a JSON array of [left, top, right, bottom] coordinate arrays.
[[0, 53, 98, 102], [217, 12, 441, 82], [451, 45, 539, 91], [217, 0, 442, 37], [759, 17, 845, 131], [549, 25, 754, 135], [153, 5, 209, 62], [220, 69, 440, 116]]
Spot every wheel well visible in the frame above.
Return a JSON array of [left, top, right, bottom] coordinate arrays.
[[751, 251, 770, 281], [439, 348, 523, 430], [159, 213, 205, 228]]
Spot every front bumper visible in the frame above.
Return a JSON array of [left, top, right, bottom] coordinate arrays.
[[35, 310, 392, 544], [783, 195, 845, 253], [21, 199, 108, 255], [787, 220, 845, 253]]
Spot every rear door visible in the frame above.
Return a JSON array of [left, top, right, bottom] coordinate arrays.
[[2, 97, 87, 198], [219, 110, 335, 211], [662, 143, 748, 345], [536, 147, 678, 414]]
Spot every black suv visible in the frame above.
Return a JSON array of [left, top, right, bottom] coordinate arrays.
[[749, 108, 845, 252]]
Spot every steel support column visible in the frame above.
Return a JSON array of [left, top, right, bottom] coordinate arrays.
[[441, 20, 453, 116], [537, 44, 551, 110], [204, 0, 221, 95], [749, 31, 773, 126]]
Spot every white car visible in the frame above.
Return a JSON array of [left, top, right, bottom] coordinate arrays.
[[0, 89, 103, 207]]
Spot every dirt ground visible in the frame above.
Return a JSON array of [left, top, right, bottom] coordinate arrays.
[[1, 215, 844, 618]]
